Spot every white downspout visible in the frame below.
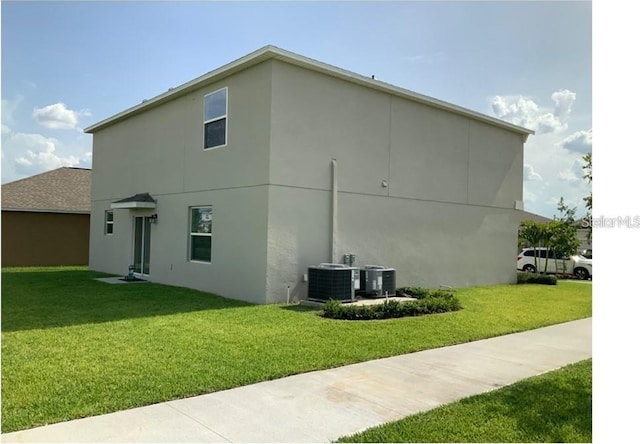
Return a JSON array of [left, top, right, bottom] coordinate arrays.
[[331, 158, 338, 263]]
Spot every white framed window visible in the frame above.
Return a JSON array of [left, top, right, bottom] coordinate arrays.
[[204, 87, 227, 149], [189, 206, 212, 262], [105, 210, 114, 235]]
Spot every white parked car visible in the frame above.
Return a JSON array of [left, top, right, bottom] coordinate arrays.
[[570, 254, 593, 280], [517, 247, 592, 280]]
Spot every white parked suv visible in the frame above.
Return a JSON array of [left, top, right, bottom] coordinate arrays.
[[517, 247, 592, 280]]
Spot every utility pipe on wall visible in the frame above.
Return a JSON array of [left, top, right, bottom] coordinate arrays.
[[331, 158, 338, 263]]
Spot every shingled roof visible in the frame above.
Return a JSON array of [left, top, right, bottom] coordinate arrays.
[[1, 167, 91, 213], [518, 210, 553, 224]]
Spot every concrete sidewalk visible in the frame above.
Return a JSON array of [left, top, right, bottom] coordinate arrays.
[[2, 318, 592, 443]]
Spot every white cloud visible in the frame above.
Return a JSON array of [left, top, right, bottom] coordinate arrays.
[[32, 103, 90, 130], [11, 132, 80, 174], [1, 129, 87, 183], [518, 136, 590, 218], [2, 97, 22, 127], [552, 89, 576, 121], [491, 95, 541, 130], [558, 159, 586, 184], [536, 112, 566, 134], [490, 88, 592, 218], [524, 164, 542, 181], [523, 188, 538, 204], [1, 98, 92, 183], [546, 195, 580, 211], [546, 195, 561, 207], [491, 89, 576, 134], [559, 129, 592, 154]]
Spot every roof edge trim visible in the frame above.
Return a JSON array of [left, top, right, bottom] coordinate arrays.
[[110, 201, 157, 209]]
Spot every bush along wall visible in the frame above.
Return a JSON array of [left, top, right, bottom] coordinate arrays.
[[517, 272, 558, 285], [321, 288, 462, 320]]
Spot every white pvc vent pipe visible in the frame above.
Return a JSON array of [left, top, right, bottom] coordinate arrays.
[[331, 158, 338, 263]]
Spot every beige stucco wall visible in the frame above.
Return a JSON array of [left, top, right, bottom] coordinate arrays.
[[266, 60, 524, 302], [265, 185, 333, 303], [90, 61, 273, 304], [89, 57, 525, 303], [91, 60, 273, 202]]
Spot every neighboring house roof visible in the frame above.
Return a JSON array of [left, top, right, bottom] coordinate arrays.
[[85, 45, 535, 138], [518, 211, 553, 224], [519, 211, 590, 230], [1, 167, 91, 214]]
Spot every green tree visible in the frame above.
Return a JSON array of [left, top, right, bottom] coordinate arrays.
[[539, 223, 554, 274], [519, 220, 545, 272], [548, 198, 580, 274], [582, 152, 592, 240]]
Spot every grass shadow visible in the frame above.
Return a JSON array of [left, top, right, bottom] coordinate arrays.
[[279, 304, 321, 313], [1, 269, 254, 332]]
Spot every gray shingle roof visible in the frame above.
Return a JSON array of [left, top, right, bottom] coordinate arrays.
[[519, 211, 553, 224], [1, 167, 91, 213], [113, 193, 155, 203]]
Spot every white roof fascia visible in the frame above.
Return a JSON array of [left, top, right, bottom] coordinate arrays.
[[84, 45, 534, 138], [110, 201, 157, 210]]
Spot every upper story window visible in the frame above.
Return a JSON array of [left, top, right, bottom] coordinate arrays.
[[105, 210, 114, 235], [204, 88, 227, 149]]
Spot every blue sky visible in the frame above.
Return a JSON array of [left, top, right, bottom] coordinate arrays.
[[2, 0, 592, 218]]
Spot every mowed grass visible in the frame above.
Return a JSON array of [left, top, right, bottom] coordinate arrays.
[[1, 268, 591, 433], [338, 359, 592, 443]]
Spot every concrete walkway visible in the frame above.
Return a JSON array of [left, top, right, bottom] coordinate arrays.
[[2, 318, 592, 443]]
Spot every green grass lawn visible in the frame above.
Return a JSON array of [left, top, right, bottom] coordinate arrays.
[[1, 267, 591, 433], [338, 359, 592, 443]]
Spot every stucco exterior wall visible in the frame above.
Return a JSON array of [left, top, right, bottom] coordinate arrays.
[[265, 185, 332, 303], [89, 61, 273, 303], [266, 60, 524, 302], [336, 195, 520, 288], [91, 188, 268, 303], [89, 56, 525, 304], [91, 60, 273, 203], [2, 211, 90, 266]]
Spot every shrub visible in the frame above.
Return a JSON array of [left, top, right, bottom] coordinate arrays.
[[321, 290, 462, 320], [322, 299, 341, 318], [397, 287, 456, 300], [517, 272, 558, 285]]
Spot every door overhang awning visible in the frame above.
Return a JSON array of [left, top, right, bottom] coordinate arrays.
[[111, 193, 156, 209]]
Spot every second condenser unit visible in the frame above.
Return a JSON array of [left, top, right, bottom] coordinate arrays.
[[359, 265, 396, 298]]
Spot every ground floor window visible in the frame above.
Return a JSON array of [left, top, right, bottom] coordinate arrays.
[[105, 210, 114, 235], [189, 206, 212, 262]]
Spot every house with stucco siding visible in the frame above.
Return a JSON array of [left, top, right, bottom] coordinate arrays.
[[84, 46, 533, 304]]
